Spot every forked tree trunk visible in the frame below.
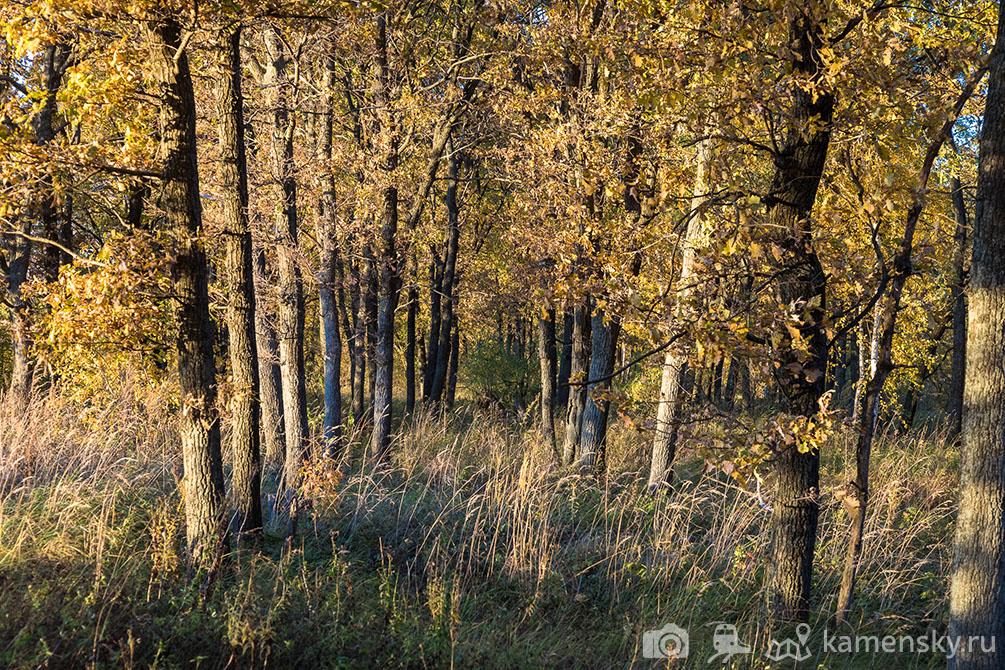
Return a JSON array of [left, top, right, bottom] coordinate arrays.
[[430, 141, 460, 406], [948, 176, 969, 440], [948, 13, 1005, 668], [217, 23, 262, 539], [150, 16, 227, 567], [764, 8, 834, 622], [562, 298, 591, 464], [538, 308, 558, 458]]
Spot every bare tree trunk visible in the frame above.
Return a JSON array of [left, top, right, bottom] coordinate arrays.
[[948, 16, 1005, 667], [370, 15, 401, 460], [264, 28, 308, 535], [405, 284, 417, 415], [556, 310, 573, 412], [150, 15, 226, 567], [424, 252, 444, 401], [430, 141, 460, 406], [538, 308, 558, 458], [217, 23, 262, 539], [253, 249, 285, 470], [562, 298, 591, 464], [948, 176, 969, 440], [446, 313, 459, 409], [648, 138, 711, 490], [319, 49, 343, 449]]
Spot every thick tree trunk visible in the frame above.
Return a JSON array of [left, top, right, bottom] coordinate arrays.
[[556, 310, 573, 412], [577, 310, 620, 473], [150, 16, 227, 567], [948, 176, 969, 440], [948, 14, 1005, 668], [217, 23, 262, 539], [764, 9, 834, 622], [538, 308, 558, 458], [562, 299, 591, 464], [253, 249, 285, 470], [264, 29, 309, 534]]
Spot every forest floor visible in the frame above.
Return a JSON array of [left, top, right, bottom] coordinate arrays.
[[0, 379, 958, 669]]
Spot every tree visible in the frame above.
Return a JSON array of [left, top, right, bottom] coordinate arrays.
[[217, 19, 262, 539], [150, 13, 226, 567], [947, 4, 1005, 666]]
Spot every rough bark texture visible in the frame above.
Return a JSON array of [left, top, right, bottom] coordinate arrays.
[[648, 138, 710, 490], [764, 9, 834, 622], [150, 16, 227, 566], [562, 299, 591, 464], [217, 23, 262, 539], [948, 176, 969, 440], [948, 11, 1005, 667], [577, 310, 620, 473], [538, 308, 558, 458]]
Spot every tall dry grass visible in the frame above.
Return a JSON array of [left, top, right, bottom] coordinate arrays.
[[0, 379, 959, 668]]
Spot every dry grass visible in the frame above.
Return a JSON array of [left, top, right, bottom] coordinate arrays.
[[0, 379, 958, 669]]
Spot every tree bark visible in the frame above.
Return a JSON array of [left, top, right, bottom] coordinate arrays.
[[556, 310, 573, 411], [948, 176, 969, 440], [217, 23, 262, 539], [577, 309, 620, 473], [405, 284, 417, 415], [948, 11, 1005, 666], [319, 48, 343, 449], [253, 249, 285, 471], [538, 308, 558, 458], [562, 298, 591, 464], [764, 8, 834, 622], [150, 16, 227, 567], [430, 141, 461, 406], [264, 28, 308, 533], [424, 252, 444, 400]]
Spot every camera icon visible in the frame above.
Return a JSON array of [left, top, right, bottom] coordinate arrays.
[[642, 623, 689, 659]]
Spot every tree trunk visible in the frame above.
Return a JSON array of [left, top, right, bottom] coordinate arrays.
[[648, 137, 711, 490], [557, 309, 573, 412], [764, 8, 834, 622], [369, 15, 401, 460], [538, 308, 558, 458], [405, 284, 417, 415], [319, 50, 343, 449], [430, 141, 460, 406], [562, 298, 591, 464], [217, 23, 262, 539], [264, 29, 308, 535], [446, 312, 459, 409], [948, 176, 969, 440], [424, 252, 444, 400], [948, 14, 1005, 667], [253, 249, 285, 471], [150, 16, 227, 567], [577, 310, 620, 473]]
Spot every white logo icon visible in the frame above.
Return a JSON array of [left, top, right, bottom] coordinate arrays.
[[765, 622, 812, 662], [707, 623, 752, 664], [642, 623, 690, 659]]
